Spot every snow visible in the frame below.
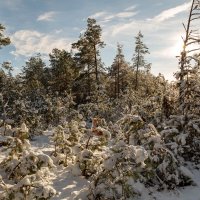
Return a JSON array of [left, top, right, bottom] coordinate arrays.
[[179, 166, 194, 180], [132, 145, 148, 166], [21, 122, 29, 132], [72, 144, 83, 155], [193, 124, 200, 134], [51, 167, 89, 199], [177, 133, 188, 145], [68, 163, 82, 176], [1, 133, 200, 200], [103, 156, 116, 170], [79, 149, 93, 161]]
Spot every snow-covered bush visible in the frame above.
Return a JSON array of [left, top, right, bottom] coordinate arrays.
[[0, 173, 56, 200], [118, 114, 193, 188], [51, 125, 72, 166], [88, 141, 148, 199], [1, 150, 55, 181], [69, 148, 103, 178], [68, 118, 111, 178], [51, 116, 86, 166], [161, 115, 200, 163], [0, 123, 56, 200], [86, 114, 193, 199]]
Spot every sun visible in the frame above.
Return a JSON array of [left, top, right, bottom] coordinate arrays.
[[170, 34, 200, 57], [171, 38, 184, 57]]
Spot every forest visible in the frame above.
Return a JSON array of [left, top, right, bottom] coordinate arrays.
[[0, 0, 200, 199]]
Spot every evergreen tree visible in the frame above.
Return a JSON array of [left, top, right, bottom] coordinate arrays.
[[0, 24, 10, 49], [1, 61, 13, 77], [21, 54, 45, 93], [49, 48, 78, 94], [72, 18, 105, 103], [85, 18, 105, 84], [0, 23, 11, 94], [109, 44, 130, 98], [132, 31, 150, 90]]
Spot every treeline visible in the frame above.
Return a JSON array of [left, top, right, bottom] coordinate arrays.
[[16, 19, 153, 102], [0, 9, 200, 140], [0, 18, 170, 131]]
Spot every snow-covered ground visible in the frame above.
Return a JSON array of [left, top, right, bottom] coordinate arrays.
[[1, 132, 200, 200], [30, 133, 90, 200], [30, 133, 200, 200]]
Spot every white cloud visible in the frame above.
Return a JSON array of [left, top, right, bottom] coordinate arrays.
[[124, 5, 137, 11], [150, 2, 191, 22], [108, 21, 138, 36], [89, 11, 107, 19], [116, 11, 138, 18], [152, 34, 183, 58], [55, 29, 63, 34], [99, 5, 188, 81], [88, 7, 137, 23], [104, 19, 154, 37], [97, 3, 190, 41], [37, 11, 57, 21], [10, 30, 72, 57], [104, 11, 137, 21]]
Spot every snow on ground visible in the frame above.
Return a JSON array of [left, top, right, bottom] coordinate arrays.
[[1, 133, 200, 200], [135, 165, 200, 200], [31, 132, 90, 200], [51, 168, 89, 200]]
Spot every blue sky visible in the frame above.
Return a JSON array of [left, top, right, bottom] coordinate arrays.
[[0, 0, 193, 80]]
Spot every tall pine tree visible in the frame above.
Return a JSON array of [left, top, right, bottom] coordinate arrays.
[[72, 18, 105, 103], [109, 44, 130, 98], [132, 31, 149, 90]]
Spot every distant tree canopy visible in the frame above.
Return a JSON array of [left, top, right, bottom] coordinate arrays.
[[49, 48, 78, 94], [1, 13, 199, 136], [21, 54, 46, 92]]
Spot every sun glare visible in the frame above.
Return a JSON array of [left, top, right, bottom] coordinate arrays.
[[171, 38, 183, 57]]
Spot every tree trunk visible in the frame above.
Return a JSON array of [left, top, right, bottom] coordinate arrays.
[[114, 73, 117, 99], [117, 57, 120, 98], [179, 0, 194, 115], [87, 64, 91, 99], [94, 44, 98, 84], [135, 50, 140, 90]]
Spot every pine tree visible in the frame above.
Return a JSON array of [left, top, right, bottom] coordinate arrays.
[[109, 43, 130, 98], [21, 54, 45, 93], [0, 23, 11, 97], [0, 24, 10, 49], [84, 18, 105, 84], [49, 48, 78, 94], [132, 31, 150, 90], [72, 18, 105, 103]]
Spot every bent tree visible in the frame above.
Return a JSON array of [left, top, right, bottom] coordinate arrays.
[[178, 0, 200, 119]]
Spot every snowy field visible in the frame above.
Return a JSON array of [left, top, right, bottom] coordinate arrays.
[[26, 133, 200, 200], [0, 128, 200, 200]]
